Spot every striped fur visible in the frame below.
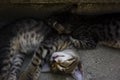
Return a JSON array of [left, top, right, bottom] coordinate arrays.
[[0, 19, 55, 80], [1, 13, 120, 80], [17, 13, 120, 80], [18, 35, 74, 80], [48, 13, 120, 49], [0, 18, 82, 80]]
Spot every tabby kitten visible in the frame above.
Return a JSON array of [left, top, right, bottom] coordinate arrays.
[[0, 18, 82, 80], [18, 13, 120, 80], [48, 13, 120, 49]]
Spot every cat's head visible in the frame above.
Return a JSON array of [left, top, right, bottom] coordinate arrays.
[[50, 49, 83, 80]]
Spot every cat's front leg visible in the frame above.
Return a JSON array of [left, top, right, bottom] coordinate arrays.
[[70, 36, 97, 49], [19, 50, 42, 80], [7, 52, 25, 80]]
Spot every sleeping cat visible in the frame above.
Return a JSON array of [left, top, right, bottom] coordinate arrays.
[[1, 11, 120, 80], [48, 12, 120, 49], [11, 13, 120, 80], [0, 18, 82, 80]]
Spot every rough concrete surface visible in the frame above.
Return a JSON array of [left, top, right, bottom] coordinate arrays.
[[21, 45, 120, 80], [79, 46, 120, 80]]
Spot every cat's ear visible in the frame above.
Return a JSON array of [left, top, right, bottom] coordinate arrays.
[[72, 62, 83, 80], [41, 63, 51, 73]]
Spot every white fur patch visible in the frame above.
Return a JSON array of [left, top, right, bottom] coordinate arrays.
[[50, 49, 79, 63]]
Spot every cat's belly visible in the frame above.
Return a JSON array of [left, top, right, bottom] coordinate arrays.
[[10, 31, 44, 54]]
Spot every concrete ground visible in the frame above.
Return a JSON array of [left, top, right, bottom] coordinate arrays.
[[21, 45, 120, 80], [79, 46, 120, 80]]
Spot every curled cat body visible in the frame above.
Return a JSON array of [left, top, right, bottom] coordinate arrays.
[[0, 5, 84, 80], [0, 18, 83, 80], [1, 11, 120, 80]]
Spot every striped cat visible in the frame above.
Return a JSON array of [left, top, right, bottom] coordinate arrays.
[[48, 13, 120, 49], [16, 13, 120, 80], [0, 4, 80, 80], [1, 12, 120, 80], [0, 18, 83, 80]]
